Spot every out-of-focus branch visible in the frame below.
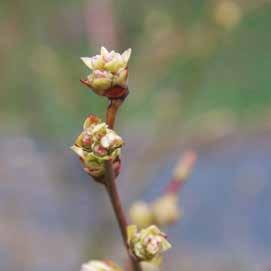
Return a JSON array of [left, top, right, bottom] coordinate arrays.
[[129, 150, 198, 229], [165, 150, 197, 195]]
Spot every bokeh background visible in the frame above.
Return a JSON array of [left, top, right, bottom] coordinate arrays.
[[1, 0, 271, 270]]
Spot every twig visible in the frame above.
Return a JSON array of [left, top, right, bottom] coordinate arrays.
[[104, 161, 128, 245], [104, 161, 141, 271], [165, 150, 197, 195], [106, 98, 125, 129], [104, 97, 142, 271]]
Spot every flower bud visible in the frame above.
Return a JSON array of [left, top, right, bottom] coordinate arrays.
[[152, 195, 182, 226], [87, 70, 113, 95], [71, 115, 124, 181], [127, 225, 171, 262], [129, 201, 154, 229], [81, 47, 131, 98], [83, 115, 101, 130], [100, 130, 123, 149], [81, 260, 122, 271], [112, 68, 128, 88]]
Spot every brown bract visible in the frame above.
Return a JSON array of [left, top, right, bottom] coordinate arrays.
[[80, 79, 129, 100]]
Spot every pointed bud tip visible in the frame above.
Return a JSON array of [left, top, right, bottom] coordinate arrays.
[[122, 48, 132, 63], [101, 46, 109, 56], [81, 57, 93, 69]]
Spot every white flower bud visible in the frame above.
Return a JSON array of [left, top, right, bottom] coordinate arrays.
[[81, 47, 131, 97], [100, 131, 123, 149]]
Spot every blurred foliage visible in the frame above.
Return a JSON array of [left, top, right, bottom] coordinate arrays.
[[1, 0, 271, 143]]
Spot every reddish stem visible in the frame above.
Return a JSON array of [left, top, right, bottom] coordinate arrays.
[[165, 150, 197, 195], [165, 179, 184, 194], [104, 96, 142, 271], [106, 99, 125, 129], [104, 160, 128, 245], [104, 161, 141, 271]]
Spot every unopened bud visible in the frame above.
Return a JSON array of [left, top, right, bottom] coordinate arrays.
[[83, 115, 101, 130], [81, 47, 131, 98], [127, 225, 171, 262], [71, 115, 124, 181], [87, 70, 113, 94], [129, 201, 154, 229], [152, 195, 182, 226]]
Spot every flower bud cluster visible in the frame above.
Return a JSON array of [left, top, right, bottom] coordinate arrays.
[[81, 47, 131, 97], [81, 260, 122, 271], [127, 225, 171, 262], [130, 195, 182, 229], [71, 115, 124, 179]]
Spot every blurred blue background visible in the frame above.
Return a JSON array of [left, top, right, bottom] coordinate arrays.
[[1, 0, 271, 270]]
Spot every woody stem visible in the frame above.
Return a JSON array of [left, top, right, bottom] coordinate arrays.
[[104, 161, 141, 271], [104, 98, 142, 271], [106, 99, 124, 129]]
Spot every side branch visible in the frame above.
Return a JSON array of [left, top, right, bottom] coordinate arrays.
[[165, 150, 197, 195]]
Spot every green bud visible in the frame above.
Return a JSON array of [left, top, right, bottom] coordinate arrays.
[[87, 70, 113, 95], [127, 225, 171, 262], [113, 68, 128, 87], [71, 115, 124, 180]]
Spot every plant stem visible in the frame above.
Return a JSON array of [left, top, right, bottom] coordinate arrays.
[[104, 160, 128, 245], [104, 98, 142, 271], [106, 99, 124, 129], [165, 150, 197, 195], [104, 161, 141, 271]]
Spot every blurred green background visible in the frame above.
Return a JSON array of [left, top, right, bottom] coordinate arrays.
[[1, 0, 271, 270]]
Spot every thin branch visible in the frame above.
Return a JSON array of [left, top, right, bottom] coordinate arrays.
[[106, 99, 125, 129], [104, 161, 141, 271], [104, 97, 142, 271], [165, 150, 197, 195], [104, 160, 128, 245]]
